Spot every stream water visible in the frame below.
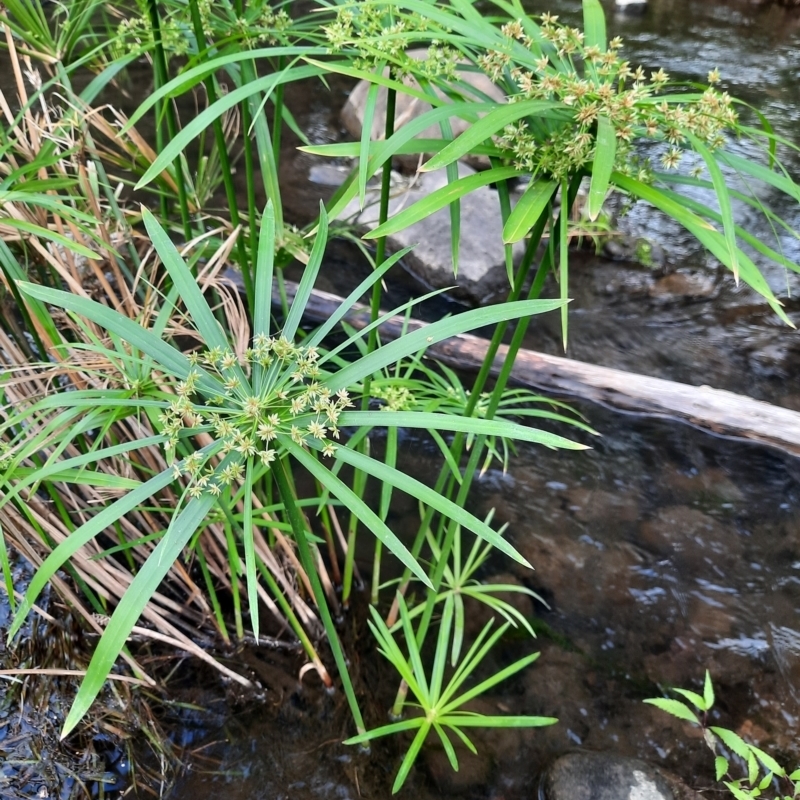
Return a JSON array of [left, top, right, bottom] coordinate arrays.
[[2, 0, 800, 797]]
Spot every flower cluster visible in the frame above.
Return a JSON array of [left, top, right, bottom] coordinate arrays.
[[324, 5, 459, 80], [484, 14, 737, 181], [115, 15, 190, 57], [114, 3, 293, 56], [371, 383, 415, 411], [157, 336, 352, 498]]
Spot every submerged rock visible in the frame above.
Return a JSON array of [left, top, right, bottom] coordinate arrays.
[[542, 752, 679, 800]]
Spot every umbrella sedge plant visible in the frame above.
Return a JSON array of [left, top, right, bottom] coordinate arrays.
[[2, 202, 586, 739]]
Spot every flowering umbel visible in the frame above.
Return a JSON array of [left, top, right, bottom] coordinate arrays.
[[323, 4, 736, 184], [485, 15, 736, 181], [157, 335, 353, 498]]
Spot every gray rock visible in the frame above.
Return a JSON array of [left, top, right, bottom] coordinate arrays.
[[543, 752, 676, 800], [340, 163, 524, 304], [341, 49, 505, 171]]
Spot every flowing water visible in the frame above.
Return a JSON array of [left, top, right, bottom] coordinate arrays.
[[2, 0, 800, 797]]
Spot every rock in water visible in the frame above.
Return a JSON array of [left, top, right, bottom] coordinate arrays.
[[543, 752, 677, 800], [340, 162, 524, 305], [341, 48, 505, 170], [615, 0, 648, 12]]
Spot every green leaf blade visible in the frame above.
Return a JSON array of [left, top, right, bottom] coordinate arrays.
[[503, 179, 558, 244], [587, 115, 616, 221], [643, 698, 699, 725]]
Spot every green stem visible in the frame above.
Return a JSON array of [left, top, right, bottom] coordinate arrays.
[[146, 0, 193, 243], [345, 86, 397, 607], [414, 174, 584, 649], [342, 439, 368, 606], [187, 0, 252, 301], [273, 457, 365, 734], [272, 55, 285, 167]]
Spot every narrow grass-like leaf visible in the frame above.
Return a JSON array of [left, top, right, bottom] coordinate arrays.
[[306, 247, 412, 348], [440, 714, 557, 727], [283, 204, 328, 341], [7, 469, 141, 489], [653, 181, 800, 275], [8, 465, 176, 640], [503, 179, 558, 243], [582, 0, 606, 50], [344, 717, 423, 745], [433, 722, 459, 772], [286, 441, 431, 587], [326, 298, 564, 391], [142, 209, 229, 352], [360, 77, 383, 208], [394, 724, 431, 794], [688, 135, 739, 283], [305, 58, 448, 106], [337, 411, 585, 451], [247, 76, 285, 233], [397, 594, 430, 703], [1, 218, 99, 260], [301, 139, 500, 159], [0, 522, 15, 613], [17, 283, 225, 392], [366, 610, 425, 695], [450, 590, 466, 667], [242, 461, 259, 641], [135, 65, 324, 189], [715, 150, 800, 202], [365, 167, 520, 239], [328, 444, 531, 567], [323, 103, 499, 223], [254, 201, 276, 341], [61, 473, 229, 737], [123, 47, 329, 130], [430, 594, 454, 701], [613, 173, 791, 324], [587, 115, 615, 221], [423, 100, 564, 172]]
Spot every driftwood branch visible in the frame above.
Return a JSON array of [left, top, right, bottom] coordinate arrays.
[[278, 280, 800, 458]]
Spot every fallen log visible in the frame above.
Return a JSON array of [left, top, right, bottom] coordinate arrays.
[[277, 280, 800, 458]]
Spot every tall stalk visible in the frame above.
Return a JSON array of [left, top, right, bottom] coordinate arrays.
[[145, 0, 192, 243], [186, 0, 252, 300], [273, 458, 366, 734], [391, 176, 583, 717], [342, 86, 398, 606]]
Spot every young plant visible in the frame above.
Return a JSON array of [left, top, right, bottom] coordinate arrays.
[[646, 672, 800, 800], [346, 592, 556, 793]]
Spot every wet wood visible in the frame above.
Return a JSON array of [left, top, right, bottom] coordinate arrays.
[[279, 280, 800, 458]]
